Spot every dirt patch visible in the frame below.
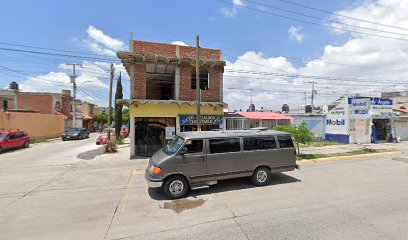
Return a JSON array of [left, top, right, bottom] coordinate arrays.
[[77, 147, 105, 160], [161, 198, 206, 214]]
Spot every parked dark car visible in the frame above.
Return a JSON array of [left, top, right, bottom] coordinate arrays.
[[61, 128, 89, 141], [0, 130, 30, 153]]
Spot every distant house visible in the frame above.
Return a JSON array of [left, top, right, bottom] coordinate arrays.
[[224, 112, 292, 130]]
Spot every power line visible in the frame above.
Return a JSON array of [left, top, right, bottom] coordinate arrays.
[[215, 0, 408, 42], [0, 47, 120, 62], [244, 0, 408, 37], [276, 0, 408, 32]]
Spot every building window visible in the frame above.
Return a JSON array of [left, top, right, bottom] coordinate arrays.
[[54, 101, 61, 110], [191, 69, 210, 90], [209, 138, 240, 154], [243, 137, 276, 151], [277, 135, 294, 148]]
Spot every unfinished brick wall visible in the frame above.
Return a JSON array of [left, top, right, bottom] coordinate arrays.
[[133, 41, 222, 60], [134, 64, 147, 99], [16, 93, 53, 114], [131, 40, 223, 102], [179, 65, 221, 102]]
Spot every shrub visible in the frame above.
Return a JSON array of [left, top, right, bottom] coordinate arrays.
[[105, 139, 118, 153], [274, 122, 314, 155]]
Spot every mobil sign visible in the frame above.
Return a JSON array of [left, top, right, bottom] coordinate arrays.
[[327, 119, 346, 126], [326, 97, 349, 135]]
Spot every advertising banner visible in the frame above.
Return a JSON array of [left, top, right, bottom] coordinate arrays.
[[349, 98, 370, 119], [179, 115, 223, 125], [326, 98, 349, 135], [370, 98, 393, 116]]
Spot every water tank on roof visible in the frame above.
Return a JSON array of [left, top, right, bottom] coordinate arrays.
[[305, 105, 312, 113], [282, 104, 289, 113], [9, 81, 19, 90]]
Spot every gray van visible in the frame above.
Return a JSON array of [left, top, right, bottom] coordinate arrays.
[[145, 130, 298, 199]]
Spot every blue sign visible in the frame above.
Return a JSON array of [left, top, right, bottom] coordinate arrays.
[[371, 98, 392, 105], [179, 115, 223, 125], [327, 119, 346, 126]]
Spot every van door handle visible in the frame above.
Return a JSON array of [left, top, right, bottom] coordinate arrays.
[[199, 156, 205, 161]]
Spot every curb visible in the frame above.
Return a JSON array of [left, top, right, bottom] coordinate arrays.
[[298, 151, 401, 164]]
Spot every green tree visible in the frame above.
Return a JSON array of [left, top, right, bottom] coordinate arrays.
[[122, 108, 129, 124], [274, 122, 314, 155], [114, 72, 123, 140], [92, 110, 108, 130]]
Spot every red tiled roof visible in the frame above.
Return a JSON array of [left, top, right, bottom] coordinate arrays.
[[237, 112, 293, 120], [393, 107, 408, 113], [83, 114, 92, 120]]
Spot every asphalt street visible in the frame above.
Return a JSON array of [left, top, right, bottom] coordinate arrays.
[[0, 138, 407, 240]]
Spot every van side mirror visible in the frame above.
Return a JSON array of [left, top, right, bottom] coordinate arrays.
[[179, 147, 188, 155]]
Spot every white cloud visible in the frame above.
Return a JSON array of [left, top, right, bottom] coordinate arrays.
[[171, 41, 188, 46], [18, 27, 132, 106], [86, 25, 124, 51], [288, 26, 304, 43], [225, 0, 408, 111], [76, 25, 125, 57], [221, 0, 245, 17]]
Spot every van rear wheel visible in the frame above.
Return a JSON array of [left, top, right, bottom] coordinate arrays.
[[163, 176, 189, 199], [251, 167, 271, 186]]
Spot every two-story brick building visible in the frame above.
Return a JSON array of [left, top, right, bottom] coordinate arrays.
[[117, 40, 226, 157]]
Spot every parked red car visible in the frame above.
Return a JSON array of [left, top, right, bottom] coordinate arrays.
[[96, 128, 115, 145], [0, 130, 30, 153], [96, 126, 128, 145]]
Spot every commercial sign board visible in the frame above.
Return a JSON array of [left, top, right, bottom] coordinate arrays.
[[370, 98, 393, 117], [326, 98, 349, 135], [179, 115, 223, 125], [349, 98, 370, 119]]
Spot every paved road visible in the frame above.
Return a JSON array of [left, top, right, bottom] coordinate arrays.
[[0, 139, 407, 240]]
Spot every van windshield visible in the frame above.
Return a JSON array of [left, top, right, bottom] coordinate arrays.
[[163, 136, 184, 154]]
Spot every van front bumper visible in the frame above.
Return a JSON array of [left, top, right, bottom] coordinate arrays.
[[145, 173, 163, 188]]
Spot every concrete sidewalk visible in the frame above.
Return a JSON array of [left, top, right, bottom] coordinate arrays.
[[300, 141, 408, 155]]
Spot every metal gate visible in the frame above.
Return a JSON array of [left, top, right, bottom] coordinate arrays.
[[135, 121, 166, 157]]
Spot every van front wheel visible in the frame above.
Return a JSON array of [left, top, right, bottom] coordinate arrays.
[[251, 167, 271, 186], [163, 176, 189, 199]]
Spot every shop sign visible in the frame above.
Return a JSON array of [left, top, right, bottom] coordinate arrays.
[[371, 98, 392, 106], [370, 98, 393, 116], [326, 98, 349, 135], [350, 98, 370, 119], [179, 115, 223, 125], [327, 119, 346, 125]]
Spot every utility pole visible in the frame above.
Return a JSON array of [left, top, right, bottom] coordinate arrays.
[[325, 86, 329, 106], [304, 92, 307, 108], [107, 63, 115, 140], [66, 63, 82, 128], [195, 35, 201, 132], [250, 88, 253, 106], [309, 81, 317, 108]]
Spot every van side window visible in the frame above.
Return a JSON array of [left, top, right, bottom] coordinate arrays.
[[277, 135, 294, 148], [244, 137, 276, 150], [184, 140, 203, 154], [209, 138, 240, 154]]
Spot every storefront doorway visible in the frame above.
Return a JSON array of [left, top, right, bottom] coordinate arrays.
[[134, 117, 176, 157], [372, 119, 391, 141]]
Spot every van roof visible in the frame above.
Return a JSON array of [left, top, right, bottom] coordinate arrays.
[[177, 130, 291, 139]]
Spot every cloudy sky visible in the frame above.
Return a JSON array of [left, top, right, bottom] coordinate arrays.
[[1, 0, 408, 111]]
